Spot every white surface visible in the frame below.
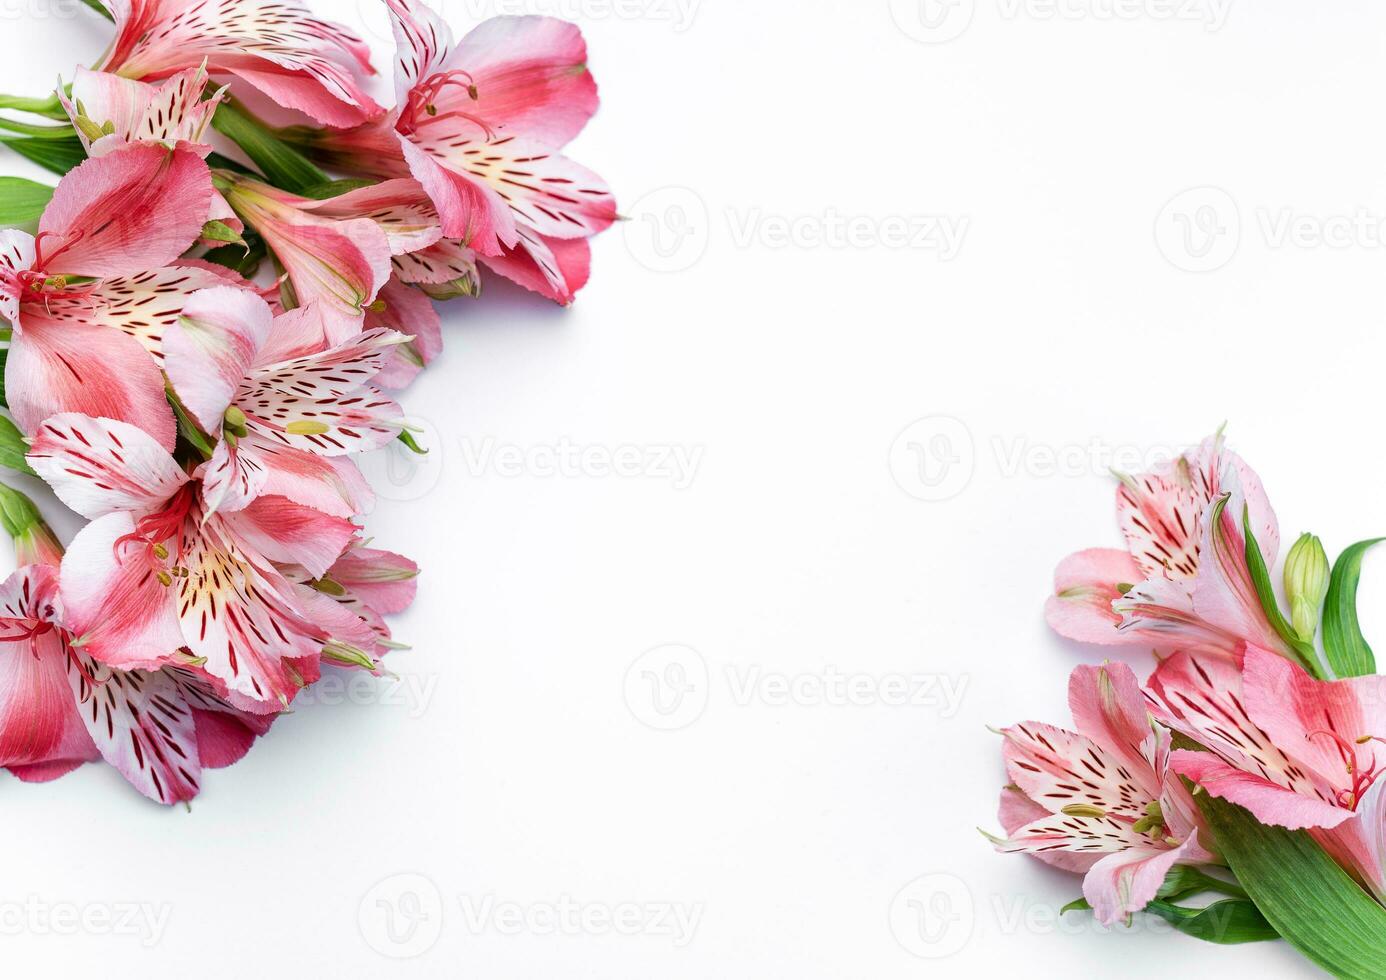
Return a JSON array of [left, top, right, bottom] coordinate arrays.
[[3, 1, 1382, 977]]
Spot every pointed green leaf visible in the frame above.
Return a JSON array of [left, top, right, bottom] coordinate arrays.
[[1322, 539, 1383, 678], [211, 102, 328, 194], [300, 178, 378, 200], [1197, 790, 1386, 977], [0, 414, 34, 477], [0, 176, 53, 228], [0, 136, 86, 176], [1059, 893, 1277, 944]]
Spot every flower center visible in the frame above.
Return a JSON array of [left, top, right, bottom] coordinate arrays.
[[1309, 729, 1386, 810]]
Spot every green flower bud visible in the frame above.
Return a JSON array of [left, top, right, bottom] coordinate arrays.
[[1284, 533, 1330, 642]]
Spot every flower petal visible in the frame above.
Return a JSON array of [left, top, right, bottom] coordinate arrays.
[[1044, 548, 1146, 646], [62, 65, 224, 157], [480, 228, 590, 305], [1082, 839, 1198, 926], [218, 496, 356, 580], [28, 413, 187, 520], [367, 279, 443, 388], [164, 285, 274, 432], [1171, 749, 1353, 830]]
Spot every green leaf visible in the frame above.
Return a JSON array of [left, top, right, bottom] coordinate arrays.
[[1156, 864, 1248, 902], [0, 93, 67, 119], [0, 481, 44, 539], [398, 430, 428, 455], [1198, 791, 1386, 977], [1238, 499, 1323, 678], [0, 415, 34, 477], [0, 176, 53, 228], [0, 136, 86, 176], [300, 178, 378, 200], [211, 102, 328, 194], [1322, 539, 1383, 678], [203, 230, 267, 279], [79, 0, 114, 18], [1060, 894, 1277, 944]]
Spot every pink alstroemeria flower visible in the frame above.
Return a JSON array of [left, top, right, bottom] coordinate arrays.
[[292, 1, 614, 304], [0, 516, 272, 804], [162, 286, 405, 516], [0, 142, 217, 446], [60, 64, 226, 158], [1152, 645, 1386, 902], [285, 543, 420, 664], [94, 0, 381, 127], [218, 173, 393, 342], [988, 662, 1217, 925], [28, 415, 361, 714], [1045, 433, 1290, 662]]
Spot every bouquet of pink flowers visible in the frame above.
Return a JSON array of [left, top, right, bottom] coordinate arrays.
[[0, 0, 613, 804], [988, 431, 1386, 976]]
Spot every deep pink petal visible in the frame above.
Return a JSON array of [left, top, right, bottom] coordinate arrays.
[[328, 547, 419, 615], [218, 496, 356, 580], [367, 279, 443, 388], [480, 229, 591, 305], [1172, 749, 1353, 830]]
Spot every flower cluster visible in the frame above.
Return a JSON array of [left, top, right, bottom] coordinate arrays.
[[989, 432, 1386, 968], [0, 0, 613, 804]]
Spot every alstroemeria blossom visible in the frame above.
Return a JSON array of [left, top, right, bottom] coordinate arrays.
[[0, 142, 217, 446], [219, 173, 393, 341], [95, 0, 381, 127], [61, 65, 226, 158], [291, 2, 614, 304], [1045, 433, 1291, 663], [163, 287, 405, 516], [1152, 645, 1386, 901], [989, 662, 1217, 925], [28, 415, 359, 713]]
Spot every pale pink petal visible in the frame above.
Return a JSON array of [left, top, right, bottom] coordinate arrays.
[[450, 15, 599, 147], [68, 652, 201, 804], [242, 435, 374, 519], [367, 279, 443, 388], [38, 143, 212, 279], [1242, 645, 1386, 803], [60, 512, 186, 670], [62, 65, 224, 157], [27, 413, 187, 520], [0, 567, 100, 775], [399, 135, 517, 254], [164, 286, 274, 432], [386, 0, 454, 108], [300, 179, 443, 256], [1171, 750, 1353, 830], [328, 547, 419, 615], [1068, 661, 1162, 798], [1190, 488, 1293, 657], [1044, 548, 1145, 646], [218, 496, 356, 580], [197, 438, 268, 516], [1112, 575, 1242, 660], [256, 303, 330, 365], [481, 229, 591, 305], [1083, 839, 1199, 926], [997, 785, 1099, 874]]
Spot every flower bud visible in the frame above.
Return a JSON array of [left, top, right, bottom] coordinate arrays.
[[1284, 533, 1330, 642]]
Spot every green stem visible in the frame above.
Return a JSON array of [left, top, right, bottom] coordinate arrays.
[[211, 101, 328, 194], [0, 93, 67, 120], [0, 117, 77, 139]]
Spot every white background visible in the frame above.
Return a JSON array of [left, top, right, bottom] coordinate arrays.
[[2, 0, 1382, 976]]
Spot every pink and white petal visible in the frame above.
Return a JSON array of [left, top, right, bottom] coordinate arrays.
[[60, 513, 186, 670], [991, 810, 1151, 861], [68, 653, 201, 804], [998, 784, 1100, 874], [39, 143, 212, 278], [0, 229, 35, 326], [386, 0, 455, 107], [1242, 645, 1386, 797], [1190, 489, 1293, 657], [164, 663, 274, 767], [164, 286, 274, 432], [1112, 575, 1242, 660], [1001, 720, 1156, 822], [7, 314, 178, 450], [28, 413, 187, 520], [173, 520, 323, 713], [480, 229, 590, 305], [301, 178, 443, 256], [63, 66, 223, 156], [327, 547, 419, 616], [451, 15, 598, 147], [1115, 465, 1208, 581], [256, 303, 330, 366], [0, 570, 100, 774], [245, 437, 374, 519], [1068, 661, 1163, 797], [367, 279, 443, 388], [218, 496, 356, 580], [1171, 750, 1353, 830], [400, 135, 517, 254], [198, 437, 268, 516], [417, 133, 616, 241], [1044, 548, 1145, 646], [1082, 839, 1198, 927], [290, 581, 381, 665], [1188, 435, 1279, 565], [243, 329, 408, 454]]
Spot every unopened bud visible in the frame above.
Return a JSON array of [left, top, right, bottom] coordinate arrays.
[[1284, 533, 1330, 642], [223, 404, 248, 438]]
